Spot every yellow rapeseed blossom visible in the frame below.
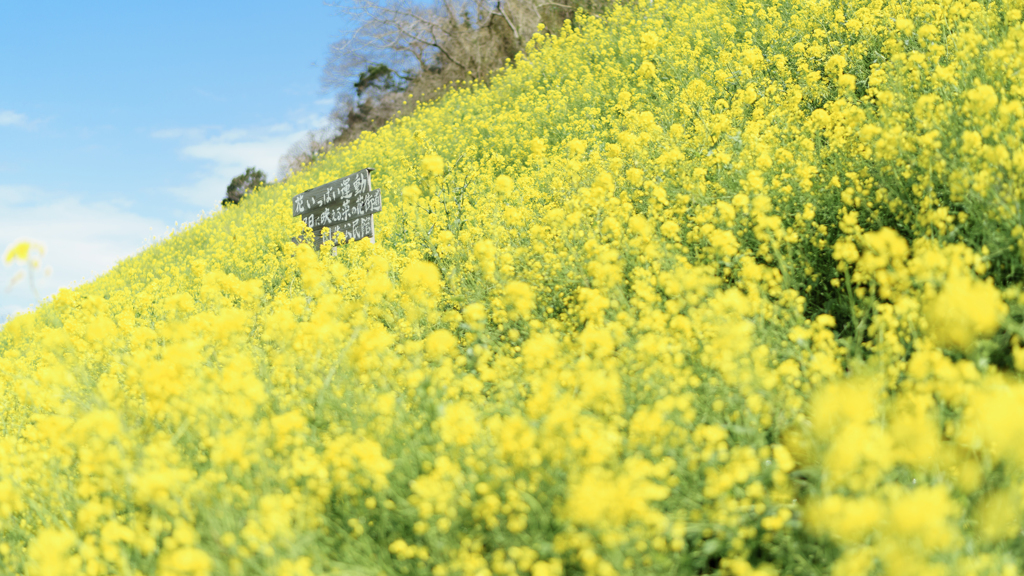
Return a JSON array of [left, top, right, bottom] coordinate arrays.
[[3, 239, 44, 264], [4, 0, 1024, 573], [926, 273, 1006, 351]]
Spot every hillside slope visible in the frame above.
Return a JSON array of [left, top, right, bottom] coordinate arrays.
[[3, 0, 1024, 574]]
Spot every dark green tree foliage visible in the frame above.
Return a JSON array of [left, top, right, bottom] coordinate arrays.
[[355, 64, 410, 97], [223, 167, 267, 206]]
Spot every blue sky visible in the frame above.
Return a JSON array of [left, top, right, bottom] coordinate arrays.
[[1, 1, 355, 321]]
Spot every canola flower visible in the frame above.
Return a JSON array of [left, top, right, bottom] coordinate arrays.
[[2, 0, 1024, 574], [3, 239, 50, 299]]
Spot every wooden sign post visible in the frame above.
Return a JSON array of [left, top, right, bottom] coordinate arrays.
[[292, 168, 381, 248]]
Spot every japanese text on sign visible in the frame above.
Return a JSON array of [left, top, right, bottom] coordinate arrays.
[[300, 188, 382, 229], [291, 167, 380, 247], [291, 168, 372, 217]]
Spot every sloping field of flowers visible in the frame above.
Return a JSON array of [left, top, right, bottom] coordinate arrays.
[[3, 0, 1024, 573]]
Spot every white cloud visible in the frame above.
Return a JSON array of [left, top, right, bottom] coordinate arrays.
[[0, 184, 33, 204], [0, 303, 28, 324], [165, 171, 245, 208], [0, 110, 28, 127], [163, 128, 308, 206], [0, 187, 168, 318], [151, 127, 209, 140], [181, 131, 308, 169], [156, 117, 328, 207]]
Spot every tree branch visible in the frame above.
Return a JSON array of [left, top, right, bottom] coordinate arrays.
[[491, 2, 522, 42]]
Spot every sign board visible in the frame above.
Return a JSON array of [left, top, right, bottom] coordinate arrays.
[[299, 188, 381, 229], [292, 168, 380, 246], [318, 215, 375, 244], [292, 168, 373, 216]]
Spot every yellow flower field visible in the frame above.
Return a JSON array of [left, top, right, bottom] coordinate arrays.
[[3, 0, 1024, 573]]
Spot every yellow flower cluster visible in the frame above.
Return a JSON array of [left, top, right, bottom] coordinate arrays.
[[3, 0, 1024, 573]]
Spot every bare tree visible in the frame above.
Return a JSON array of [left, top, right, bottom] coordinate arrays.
[[277, 71, 408, 179], [323, 0, 581, 91], [277, 0, 612, 179], [277, 127, 337, 180]]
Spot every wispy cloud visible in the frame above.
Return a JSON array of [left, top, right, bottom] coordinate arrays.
[[181, 130, 308, 168], [0, 185, 168, 320], [0, 303, 29, 326], [0, 110, 28, 127], [155, 115, 330, 207], [151, 126, 209, 140], [0, 184, 33, 204]]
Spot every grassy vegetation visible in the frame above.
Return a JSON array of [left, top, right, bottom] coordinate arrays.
[[3, 0, 1024, 574]]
